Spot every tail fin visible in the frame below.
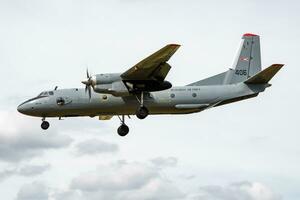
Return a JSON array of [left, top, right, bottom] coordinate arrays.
[[187, 33, 269, 87], [244, 64, 284, 84], [224, 33, 261, 84]]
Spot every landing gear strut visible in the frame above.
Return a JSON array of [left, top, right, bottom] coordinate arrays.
[[117, 115, 129, 137], [135, 92, 149, 119], [41, 118, 50, 130]]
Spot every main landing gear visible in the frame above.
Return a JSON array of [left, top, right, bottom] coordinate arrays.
[[135, 92, 149, 119], [41, 118, 50, 130], [117, 115, 129, 137]]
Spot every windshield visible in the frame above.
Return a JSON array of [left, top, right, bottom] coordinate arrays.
[[37, 91, 54, 97]]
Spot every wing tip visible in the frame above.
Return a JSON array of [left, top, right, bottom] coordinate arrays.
[[272, 63, 285, 68], [168, 43, 181, 47]]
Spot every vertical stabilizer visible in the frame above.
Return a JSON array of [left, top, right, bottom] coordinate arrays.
[[224, 33, 261, 84]]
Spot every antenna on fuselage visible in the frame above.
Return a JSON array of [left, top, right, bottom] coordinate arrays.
[[54, 86, 58, 90]]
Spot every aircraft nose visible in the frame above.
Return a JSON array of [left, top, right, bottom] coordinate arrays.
[[17, 102, 31, 114], [17, 104, 26, 114]]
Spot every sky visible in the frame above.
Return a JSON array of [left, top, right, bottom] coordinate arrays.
[[0, 0, 299, 199]]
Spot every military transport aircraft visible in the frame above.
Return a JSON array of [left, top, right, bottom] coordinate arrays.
[[17, 33, 283, 136]]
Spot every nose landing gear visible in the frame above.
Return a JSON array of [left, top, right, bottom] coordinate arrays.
[[117, 115, 129, 137], [41, 118, 50, 130]]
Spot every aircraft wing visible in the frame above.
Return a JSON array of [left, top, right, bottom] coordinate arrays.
[[121, 44, 180, 82]]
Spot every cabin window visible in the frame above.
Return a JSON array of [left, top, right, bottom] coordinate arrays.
[[192, 93, 197, 98], [49, 91, 54, 95], [102, 95, 108, 100], [170, 93, 175, 98]]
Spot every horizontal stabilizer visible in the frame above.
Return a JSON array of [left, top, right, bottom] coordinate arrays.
[[244, 64, 284, 84]]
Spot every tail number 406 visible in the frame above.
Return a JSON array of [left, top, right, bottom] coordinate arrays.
[[235, 69, 247, 76]]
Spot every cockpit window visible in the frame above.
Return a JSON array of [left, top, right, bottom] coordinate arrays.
[[38, 91, 53, 97], [38, 92, 45, 97]]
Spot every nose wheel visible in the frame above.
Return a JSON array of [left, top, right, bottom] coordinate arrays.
[[117, 124, 129, 136], [117, 115, 129, 136], [135, 92, 149, 119], [41, 119, 50, 130]]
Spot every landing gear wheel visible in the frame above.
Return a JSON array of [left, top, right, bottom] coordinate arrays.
[[117, 115, 130, 137], [136, 106, 149, 119], [41, 121, 50, 130], [117, 124, 129, 137]]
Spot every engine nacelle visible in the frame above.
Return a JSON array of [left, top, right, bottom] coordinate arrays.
[[90, 73, 172, 96], [93, 81, 129, 97], [93, 73, 122, 84]]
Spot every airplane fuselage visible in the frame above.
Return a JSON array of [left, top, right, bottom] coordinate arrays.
[[17, 83, 265, 118]]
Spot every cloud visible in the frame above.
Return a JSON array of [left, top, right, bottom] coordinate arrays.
[[13, 160, 282, 200], [0, 164, 50, 182], [74, 139, 119, 156], [68, 160, 184, 200], [52, 190, 82, 200], [0, 168, 16, 181], [18, 180, 282, 200], [18, 160, 184, 200], [18, 163, 50, 176], [150, 156, 178, 168], [0, 111, 73, 162], [0, 130, 72, 162], [193, 181, 282, 200], [16, 181, 49, 200], [70, 160, 158, 191]]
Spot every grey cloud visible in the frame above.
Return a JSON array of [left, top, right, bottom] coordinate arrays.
[[71, 160, 158, 191], [74, 139, 119, 156], [193, 181, 282, 200], [0, 128, 72, 163], [179, 174, 196, 180], [16, 181, 49, 200], [0, 111, 73, 162], [151, 156, 178, 168], [0, 164, 50, 182], [22, 179, 281, 200], [18, 164, 50, 176], [69, 160, 184, 200], [52, 190, 82, 200], [0, 168, 16, 181]]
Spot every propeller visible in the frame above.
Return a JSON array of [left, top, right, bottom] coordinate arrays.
[[81, 69, 93, 101]]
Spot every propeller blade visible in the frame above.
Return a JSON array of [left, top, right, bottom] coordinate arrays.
[[86, 68, 90, 79], [82, 68, 92, 101], [88, 86, 91, 100]]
